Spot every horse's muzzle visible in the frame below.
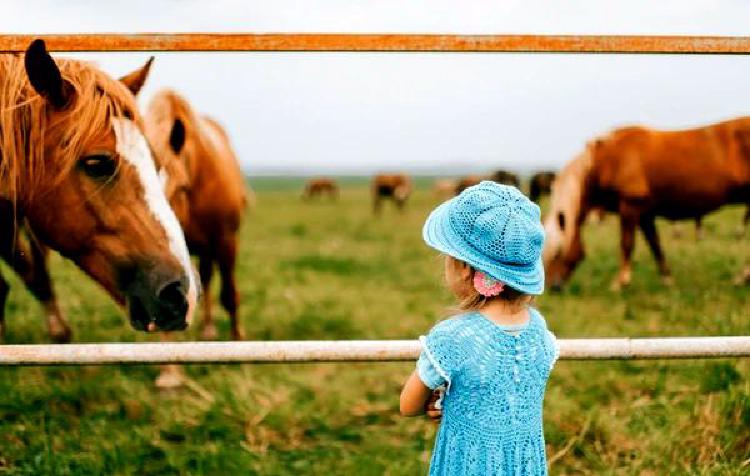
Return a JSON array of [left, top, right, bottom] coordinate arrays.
[[126, 273, 191, 332]]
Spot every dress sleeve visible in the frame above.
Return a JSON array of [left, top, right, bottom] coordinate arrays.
[[415, 322, 463, 392], [544, 329, 561, 371]]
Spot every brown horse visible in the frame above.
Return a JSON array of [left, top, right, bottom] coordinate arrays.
[[544, 119, 750, 290], [0, 40, 197, 338], [454, 175, 483, 195], [529, 171, 556, 203], [146, 89, 247, 340], [372, 174, 412, 214], [432, 179, 456, 200], [303, 178, 339, 200], [490, 170, 521, 188]]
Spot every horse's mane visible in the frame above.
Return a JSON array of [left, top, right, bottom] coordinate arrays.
[[145, 89, 203, 168], [551, 140, 595, 222], [0, 54, 136, 205], [146, 89, 245, 199]]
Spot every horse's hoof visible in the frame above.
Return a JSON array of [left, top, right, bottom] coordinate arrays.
[[609, 280, 624, 292], [155, 365, 185, 389], [661, 275, 675, 286], [200, 325, 218, 341], [231, 328, 245, 341], [50, 326, 72, 344], [733, 268, 750, 286]]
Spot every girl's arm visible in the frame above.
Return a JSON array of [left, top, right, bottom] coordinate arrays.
[[400, 370, 433, 416]]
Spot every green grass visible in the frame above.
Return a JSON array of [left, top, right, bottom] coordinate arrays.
[[1, 179, 749, 475]]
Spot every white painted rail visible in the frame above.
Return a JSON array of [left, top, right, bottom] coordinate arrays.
[[0, 337, 749, 365]]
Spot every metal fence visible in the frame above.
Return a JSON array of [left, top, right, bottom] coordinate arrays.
[[2, 33, 750, 53], [1, 337, 749, 365], [0, 32, 747, 365]]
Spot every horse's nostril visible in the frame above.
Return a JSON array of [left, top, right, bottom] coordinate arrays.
[[158, 280, 188, 315]]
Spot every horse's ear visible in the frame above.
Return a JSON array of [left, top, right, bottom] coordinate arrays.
[[24, 39, 74, 110], [169, 119, 186, 154], [119, 56, 154, 96]]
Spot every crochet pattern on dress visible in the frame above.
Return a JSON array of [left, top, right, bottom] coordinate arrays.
[[416, 308, 558, 476]]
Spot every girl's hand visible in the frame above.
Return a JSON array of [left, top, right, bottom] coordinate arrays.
[[425, 389, 443, 422]]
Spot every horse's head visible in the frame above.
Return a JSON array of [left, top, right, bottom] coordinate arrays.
[[144, 89, 196, 226], [542, 147, 593, 290], [17, 40, 197, 331]]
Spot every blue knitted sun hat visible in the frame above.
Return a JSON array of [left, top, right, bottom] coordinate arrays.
[[423, 181, 545, 294]]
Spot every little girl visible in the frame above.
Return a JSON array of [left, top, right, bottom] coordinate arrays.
[[400, 181, 558, 476]]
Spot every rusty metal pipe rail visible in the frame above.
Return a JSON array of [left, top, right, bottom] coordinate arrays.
[[0, 337, 749, 365], [2, 34, 750, 54]]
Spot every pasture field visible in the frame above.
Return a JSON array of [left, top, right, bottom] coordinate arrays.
[[0, 177, 749, 475]]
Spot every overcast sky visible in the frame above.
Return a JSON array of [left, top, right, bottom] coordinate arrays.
[[4, 1, 750, 175]]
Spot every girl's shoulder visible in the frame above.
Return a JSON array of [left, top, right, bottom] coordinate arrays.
[[428, 312, 482, 336], [528, 307, 552, 330], [529, 308, 561, 369]]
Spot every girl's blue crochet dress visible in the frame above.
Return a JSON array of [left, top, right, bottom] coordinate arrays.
[[417, 308, 559, 476]]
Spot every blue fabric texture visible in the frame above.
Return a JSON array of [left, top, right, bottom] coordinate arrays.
[[422, 181, 545, 294], [417, 309, 559, 476]]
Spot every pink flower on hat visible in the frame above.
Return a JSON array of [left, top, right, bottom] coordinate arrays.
[[473, 271, 505, 297]]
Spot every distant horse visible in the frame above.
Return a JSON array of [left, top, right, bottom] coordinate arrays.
[[146, 89, 247, 341], [372, 174, 412, 214], [544, 120, 750, 290], [0, 40, 197, 340], [432, 179, 456, 200], [303, 178, 339, 200], [490, 170, 521, 188], [455, 175, 483, 195], [528, 171, 556, 202]]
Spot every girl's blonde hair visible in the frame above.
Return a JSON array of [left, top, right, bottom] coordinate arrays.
[[445, 255, 532, 311]]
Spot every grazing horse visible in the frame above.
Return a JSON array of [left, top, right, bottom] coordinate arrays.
[[372, 174, 412, 214], [303, 178, 339, 200], [490, 170, 521, 188], [432, 179, 456, 200], [146, 89, 247, 341], [544, 120, 750, 290], [455, 175, 483, 195], [528, 171, 556, 203], [0, 40, 197, 339]]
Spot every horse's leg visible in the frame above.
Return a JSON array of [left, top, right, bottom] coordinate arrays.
[[741, 206, 750, 237], [612, 204, 639, 290], [0, 230, 71, 342], [694, 217, 703, 241], [26, 239, 71, 343], [373, 194, 382, 215], [735, 206, 750, 283], [396, 198, 406, 213], [155, 332, 186, 389], [198, 254, 217, 340], [218, 236, 243, 340], [0, 270, 9, 342], [639, 215, 673, 285]]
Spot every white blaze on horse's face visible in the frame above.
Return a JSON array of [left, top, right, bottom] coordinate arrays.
[[158, 168, 170, 190], [112, 118, 197, 324], [543, 179, 568, 265]]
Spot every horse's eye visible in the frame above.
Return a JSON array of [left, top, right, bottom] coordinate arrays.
[[557, 212, 566, 231], [79, 154, 116, 179]]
